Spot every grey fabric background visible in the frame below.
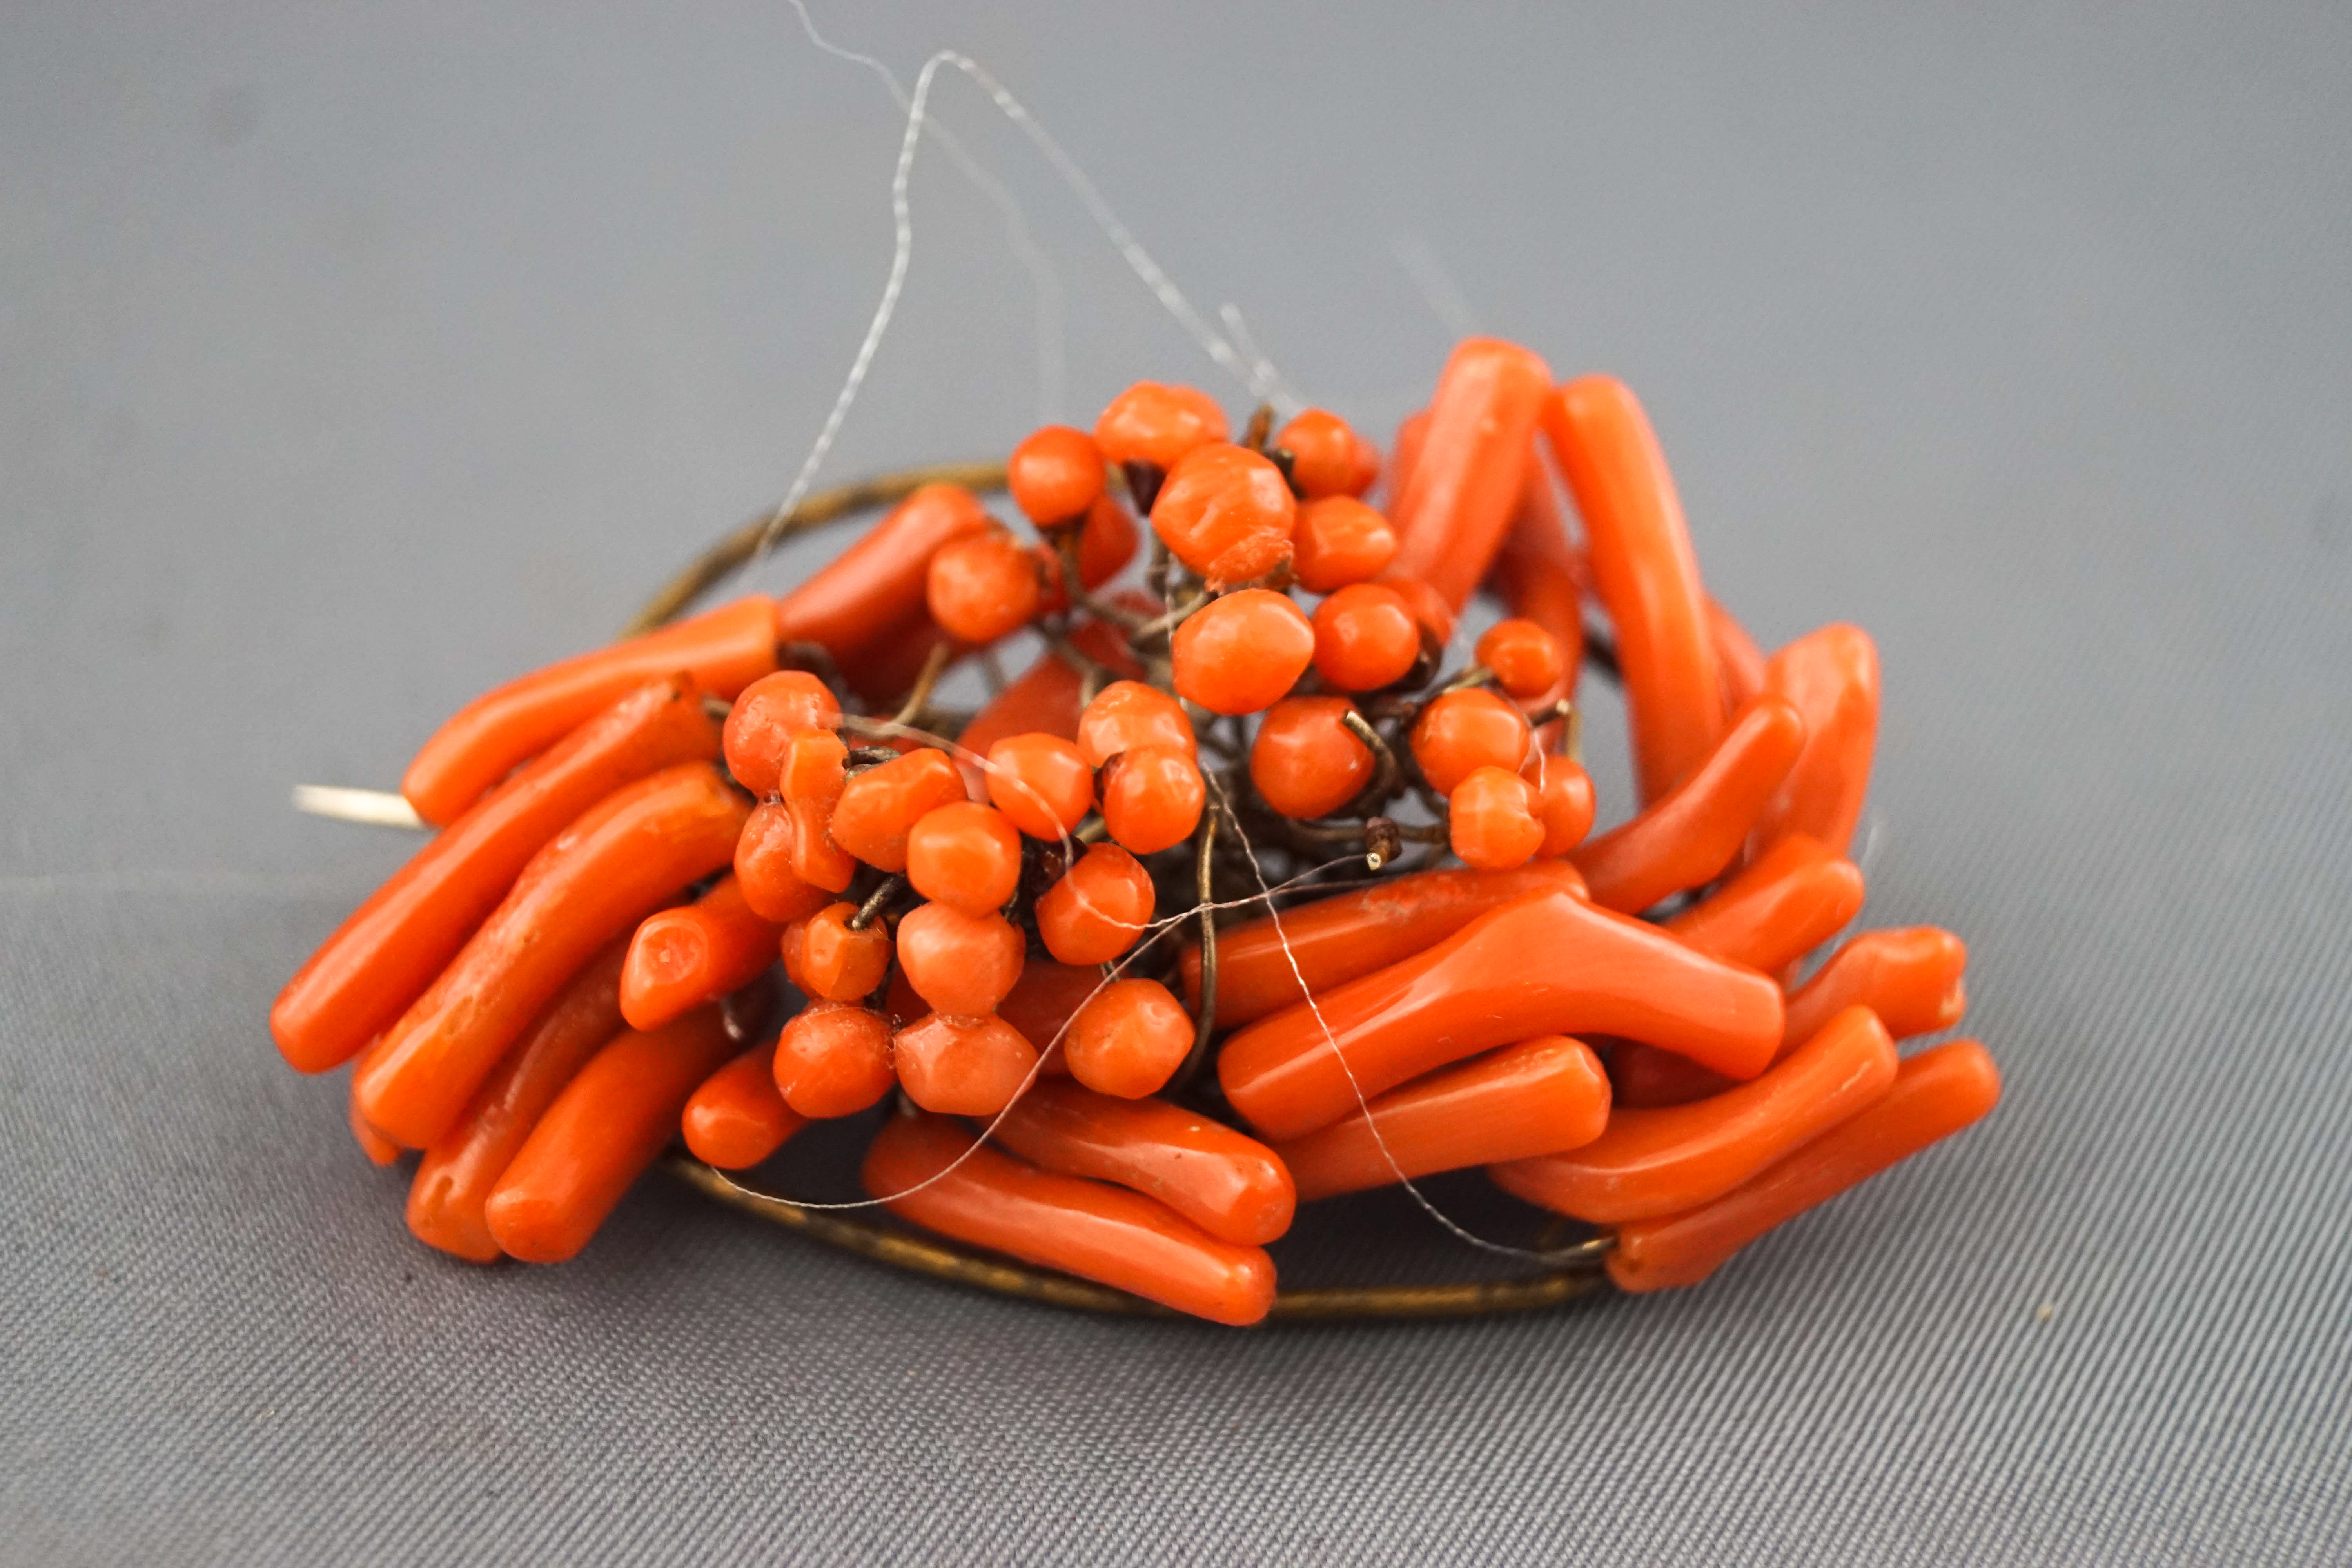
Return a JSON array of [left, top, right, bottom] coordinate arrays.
[[5, 3, 2348, 1562]]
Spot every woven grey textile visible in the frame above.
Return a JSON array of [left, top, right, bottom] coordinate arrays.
[[4, 4, 2348, 1562]]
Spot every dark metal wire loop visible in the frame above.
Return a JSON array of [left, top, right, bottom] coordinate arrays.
[[642, 461, 1612, 1322]]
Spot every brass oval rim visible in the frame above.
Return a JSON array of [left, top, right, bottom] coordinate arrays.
[[667, 1154, 1609, 1323], [644, 462, 1614, 1323]]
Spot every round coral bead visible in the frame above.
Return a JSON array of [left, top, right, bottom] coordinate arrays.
[[783, 794, 857, 893], [778, 729, 848, 807], [1250, 697, 1374, 819], [1290, 496, 1398, 593], [1073, 496, 1139, 588], [927, 527, 1042, 644], [791, 902, 894, 1002], [830, 749, 969, 871], [1035, 843, 1156, 964], [1066, 978, 1194, 1098], [892, 1013, 1038, 1116], [773, 1002, 896, 1118], [734, 801, 837, 923], [1273, 409, 1374, 499], [1477, 618, 1566, 700], [1093, 382, 1227, 473], [778, 912, 811, 993], [1076, 680, 1195, 766], [906, 801, 1023, 916], [1172, 589, 1314, 715], [1099, 744, 1206, 855], [1312, 583, 1421, 692], [1149, 444, 1297, 584], [1522, 752, 1597, 858], [1007, 425, 1105, 525], [985, 732, 1094, 840], [723, 671, 841, 796], [996, 962, 1103, 1065], [1411, 688, 1532, 795], [1449, 766, 1543, 871], [896, 900, 1025, 1016]]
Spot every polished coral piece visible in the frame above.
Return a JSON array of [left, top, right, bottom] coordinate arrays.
[[1275, 1034, 1610, 1199], [1219, 889, 1784, 1141], [1494, 1006, 1898, 1223], [864, 1112, 1277, 1326], [357, 762, 749, 1149], [1607, 1040, 2000, 1292], [1543, 376, 1724, 802]]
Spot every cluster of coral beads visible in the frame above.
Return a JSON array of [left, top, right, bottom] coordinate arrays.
[[272, 338, 2000, 1329]]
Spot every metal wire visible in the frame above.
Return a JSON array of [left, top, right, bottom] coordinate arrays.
[[639, 461, 1618, 1322]]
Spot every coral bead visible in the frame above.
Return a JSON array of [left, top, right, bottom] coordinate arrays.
[[830, 749, 969, 871], [1523, 752, 1597, 857], [1036, 844, 1156, 964], [1066, 978, 1194, 1099], [892, 1013, 1038, 1117], [1274, 409, 1374, 500], [773, 1002, 895, 1118], [785, 902, 892, 1003], [1093, 381, 1227, 473], [1250, 697, 1374, 819], [1448, 766, 1544, 871], [1172, 590, 1314, 715], [996, 962, 1104, 1062], [1077, 680, 1195, 766], [985, 732, 1094, 840], [733, 801, 838, 921], [1411, 688, 1532, 795], [927, 527, 1042, 644], [1035, 497, 1141, 614], [1312, 583, 1421, 692], [1073, 496, 1140, 589], [779, 729, 848, 806], [1007, 425, 1105, 525], [1100, 745, 1206, 855], [783, 795, 857, 893], [722, 671, 840, 796], [896, 901, 1025, 1016], [1149, 444, 1297, 584], [906, 801, 1023, 916], [778, 915, 810, 991], [1477, 618, 1567, 700], [1290, 496, 1398, 593]]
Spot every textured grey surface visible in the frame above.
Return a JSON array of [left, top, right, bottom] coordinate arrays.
[[5, 2, 2350, 1563]]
